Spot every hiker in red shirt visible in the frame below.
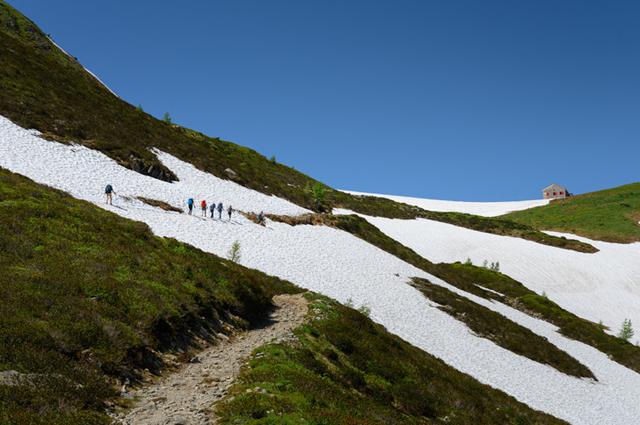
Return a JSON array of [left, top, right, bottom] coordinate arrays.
[[200, 200, 207, 217]]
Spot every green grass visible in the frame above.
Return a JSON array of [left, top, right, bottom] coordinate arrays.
[[332, 214, 640, 375], [410, 279, 594, 379], [216, 295, 566, 424], [0, 1, 596, 253], [503, 183, 640, 243], [0, 169, 299, 424]]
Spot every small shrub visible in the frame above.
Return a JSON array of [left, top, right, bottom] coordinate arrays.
[[344, 298, 354, 308], [464, 258, 473, 265], [227, 240, 241, 263], [618, 319, 635, 341], [136, 104, 144, 112], [482, 259, 488, 268], [270, 155, 276, 164], [163, 112, 172, 124], [358, 304, 371, 317]]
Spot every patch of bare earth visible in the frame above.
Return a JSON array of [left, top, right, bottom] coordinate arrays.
[[112, 293, 308, 425]]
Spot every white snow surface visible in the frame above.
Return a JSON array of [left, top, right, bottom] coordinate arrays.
[[336, 209, 640, 336], [344, 190, 549, 216], [2, 114, 640, 424]]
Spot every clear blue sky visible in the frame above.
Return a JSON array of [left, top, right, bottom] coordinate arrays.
[[10, 0, 640, 200]]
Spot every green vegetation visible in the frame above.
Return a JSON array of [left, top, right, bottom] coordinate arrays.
[[0, 1, 596, 253], [228, 240, 242, 263], [216, 295, 565, 424], [331, 214, 640, 374], [0, 169, 298, 424], [618, 319, 635, 341], [504, 183, 640, 243], [411, 279, 594, 379]]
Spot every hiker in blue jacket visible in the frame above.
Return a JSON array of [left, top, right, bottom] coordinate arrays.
[[105, 184, 116, 205], [209, 202, 216, 218], [217, 202, 224, 219], [187, 198, 194, 215]]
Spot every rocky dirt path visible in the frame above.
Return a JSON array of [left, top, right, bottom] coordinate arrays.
[[113, 293, 308, 425]]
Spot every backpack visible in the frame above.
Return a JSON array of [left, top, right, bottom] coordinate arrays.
[[187, 198, 194, 206], [201, 200, 207, 208], [105, 184, 113, 193]]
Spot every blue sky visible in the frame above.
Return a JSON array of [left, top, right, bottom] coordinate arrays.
[[10, 0, 640, 200]]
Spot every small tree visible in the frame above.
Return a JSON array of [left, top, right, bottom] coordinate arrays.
[[227, 240, 241, 263], [482, 260, 488, 268], [136, 104, 144, 112], [163, 112, 172, 124], [464, 258, 473, 265], [306, 182, 327, 211], [270, 155, 276, 164], [618, 319, 634, 341]]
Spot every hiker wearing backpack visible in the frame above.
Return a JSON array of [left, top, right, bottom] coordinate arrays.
[[227, 205, 233, 221], [217, 202, 224, 219], [105, 184, 116, 205], [200, 200, 207, 217], [209, 202, 216, 218], [187, 198, 194, 215], [257, 211, 265, 226]]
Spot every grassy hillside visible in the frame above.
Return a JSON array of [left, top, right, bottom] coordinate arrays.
[[504, 183, 640, 243], [217, 295, 565, 425], [0, 1, 596, 253], [0, 169, 298, 424], [0, 169, 570, 424]]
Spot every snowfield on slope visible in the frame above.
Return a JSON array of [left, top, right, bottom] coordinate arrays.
[[338, 210, 640, 336], [2, 115, 640, 424], [344, 190, 549, 216]]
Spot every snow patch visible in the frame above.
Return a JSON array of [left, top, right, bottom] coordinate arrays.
[[344, 190, 549, 216], [1, 115, 640, 424]]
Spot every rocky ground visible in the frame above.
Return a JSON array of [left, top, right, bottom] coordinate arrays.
[[113, 293, 308, 425]]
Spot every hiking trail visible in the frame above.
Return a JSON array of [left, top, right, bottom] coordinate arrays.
[[113, 293, 308, 425]]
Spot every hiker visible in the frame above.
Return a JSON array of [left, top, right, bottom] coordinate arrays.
[[209, 202, 216, 218], [105, 184, 116, 205], [257, 211, 265, 226], [217, 202, 224, 219], [187, 198, 194, 215], [200, 199, 207, 217], [227, 205, 233, 221]]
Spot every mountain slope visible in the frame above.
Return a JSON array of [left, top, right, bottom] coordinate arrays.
[[0, 169, 298, 424], [2, 3, 640, 424], [0, 169, 570, 425], [3, 114, 640, 424], [503, 183, 640, 243], [217, 295, 565, 425]]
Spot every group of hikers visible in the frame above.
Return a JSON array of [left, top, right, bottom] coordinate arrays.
[[187, 198, 233, 220], [105, 184, 266, 225]]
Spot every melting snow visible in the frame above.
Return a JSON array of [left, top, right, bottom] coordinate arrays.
[[1, 115, 640, 424], [336, 210, 640, 337]]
